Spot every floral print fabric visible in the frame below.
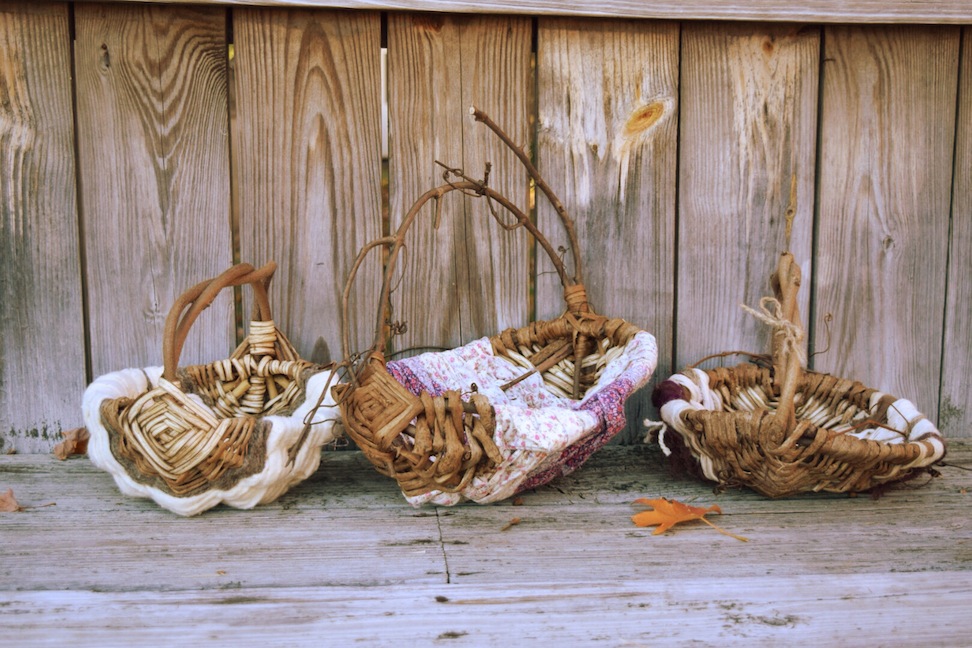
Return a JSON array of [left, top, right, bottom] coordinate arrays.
[[387, 332, 657, 506]]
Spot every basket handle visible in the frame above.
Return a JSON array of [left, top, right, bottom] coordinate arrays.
[[470, 108, 583, 284], [342, 109, 595, 364], [769, 252, 804, 432], [161, 261, 277, 382]]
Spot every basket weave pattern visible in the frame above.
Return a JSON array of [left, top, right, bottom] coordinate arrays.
[[98, 263, 317, 498], [654, 252, 946, 497], [659, 364, 945, 497]]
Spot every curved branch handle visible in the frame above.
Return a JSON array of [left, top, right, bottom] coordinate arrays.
[[345, 109, 593, 367], [470, 107, 583, 284], [162, 262, 277, 382], [359, 176, 586, 361], [342, 237, 396, 365]]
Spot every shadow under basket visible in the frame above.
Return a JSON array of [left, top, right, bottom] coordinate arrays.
[[335, 108, 657, 506], [82, 262, 341, 516], [652, 252, 946, 498]]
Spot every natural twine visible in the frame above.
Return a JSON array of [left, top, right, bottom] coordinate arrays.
[[740, 297, 806, 367]]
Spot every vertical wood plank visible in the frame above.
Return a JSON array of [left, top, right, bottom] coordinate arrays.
[[233, 8, 382, 363], [75, 3, 233, 376], [386, 13, 531, 355], [455, 16, 532, 346], [0, 3, 85, 452], [939, 27, 970, 438], [815, 25, 959, 420], [677, 23, 819, 371], [535, 17, 680, 442], [386, 13, 464, 353]]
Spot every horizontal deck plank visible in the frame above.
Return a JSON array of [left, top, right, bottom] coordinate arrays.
[[2, 442, 969, 643], [80, 1, 972, 25], [4, 574, 972, 645]]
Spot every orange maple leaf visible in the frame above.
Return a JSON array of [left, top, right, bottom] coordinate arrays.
[[631, 497, 748, 542]]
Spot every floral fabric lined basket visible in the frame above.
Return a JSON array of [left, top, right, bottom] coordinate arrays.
[[82, 262, 342, 516], [335, 108, 657, 506], [652, 252, 946, 498]]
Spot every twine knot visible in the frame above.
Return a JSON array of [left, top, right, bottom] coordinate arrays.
[[740, 297, 806, 367]]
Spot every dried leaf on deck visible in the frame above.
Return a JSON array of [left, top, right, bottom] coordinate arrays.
[[52, 427, 90, 460], [1, 488, 24, 513], [631, 497, 748, 542]]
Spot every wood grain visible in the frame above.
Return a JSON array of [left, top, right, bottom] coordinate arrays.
[[940, 28, 972, 438], [385, 13, 531, 354], [4, 575, 972, 645], [535, 18, 679, 442], [232, 8, 383, 364], [72, 0, 972, 25], [454, 16, 532, 346], [676, 23, 819, 369], [384, 13, 466, 353], [2, 442, 970, 643], [0, 2, 85, 452], [75, 4, 233, 376], [814, 25, 959, 421]]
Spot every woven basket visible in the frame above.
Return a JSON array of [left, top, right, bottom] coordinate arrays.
[[334, 109, 657, 506], [652, 252, 946, 497], [82, 262, 342, 516]]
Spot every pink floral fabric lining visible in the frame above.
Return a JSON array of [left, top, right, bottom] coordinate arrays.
[[386, 332, 657, 506]]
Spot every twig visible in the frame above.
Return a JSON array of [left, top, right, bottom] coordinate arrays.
[[687, 351, 771, 370], [469, 106, 583, 283], [500, 517, 522, 531], [698, 516, 749, 542], [809, 313, 834, 361]]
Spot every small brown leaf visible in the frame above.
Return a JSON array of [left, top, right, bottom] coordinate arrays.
[[53, 427, 90, 460], [1, 488, 24, 512]]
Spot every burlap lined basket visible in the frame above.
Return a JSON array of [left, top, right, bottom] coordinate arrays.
[[82, 262, 342, 516], [652, 252, 946, 498], [334, 108, 657, 506]]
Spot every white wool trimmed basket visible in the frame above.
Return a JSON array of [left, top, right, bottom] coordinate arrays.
[[82, 262, 342, 516]]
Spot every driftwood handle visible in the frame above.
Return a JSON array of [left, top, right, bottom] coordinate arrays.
[[344, 108, 593, 365], [770, 252, 804, 432], [162, 262, 277, 382]]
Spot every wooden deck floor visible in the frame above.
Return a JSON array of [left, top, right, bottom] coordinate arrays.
[[2, 441, 970, 646]]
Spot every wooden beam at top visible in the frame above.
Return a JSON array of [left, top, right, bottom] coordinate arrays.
[[75, 0, 972, 25]]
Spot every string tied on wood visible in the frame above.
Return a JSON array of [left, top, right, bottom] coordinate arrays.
[[740, 296, 807, 368]]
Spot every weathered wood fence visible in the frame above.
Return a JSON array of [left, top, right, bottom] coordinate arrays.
[[1, 1, 970, 452]]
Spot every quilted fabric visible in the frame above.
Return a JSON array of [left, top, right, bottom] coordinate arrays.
[[386, 332, 657, 506]]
